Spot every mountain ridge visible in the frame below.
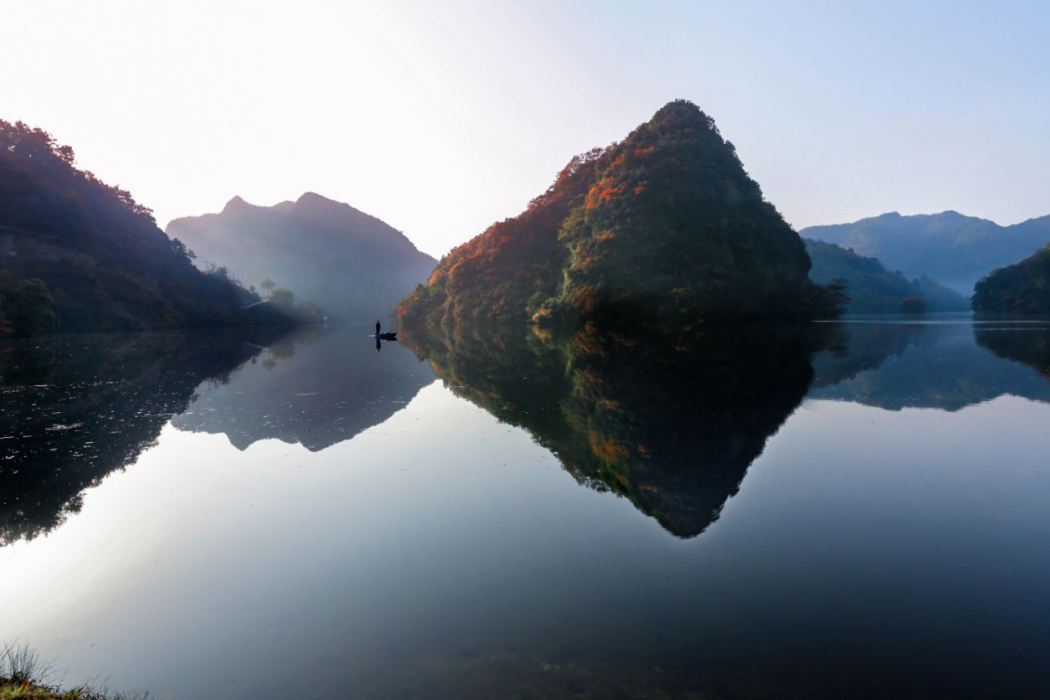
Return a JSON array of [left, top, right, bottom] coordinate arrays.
[[802, 211, 1050, 293], [167, 192, 436, 320]]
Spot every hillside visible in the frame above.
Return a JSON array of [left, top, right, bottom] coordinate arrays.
[[972, 245, 1050, 315], [0, 120, 289, 335], [805, 239, 967, 313], [802, 211, 1050, 293], [167, 193, 436, 321], [399, 100, 841, 331]]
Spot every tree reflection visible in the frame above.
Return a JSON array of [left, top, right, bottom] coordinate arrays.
[[811, 321, 1050, 410], [974, 323, 1050, 381], [0, 329, 285, 545], [404, 323, 823, 538]]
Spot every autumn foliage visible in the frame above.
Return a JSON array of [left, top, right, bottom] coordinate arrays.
[[399, 101, 843, 332]]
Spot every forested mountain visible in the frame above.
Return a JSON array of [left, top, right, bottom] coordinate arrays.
[[972, 246, 1050, 315], [399, 100, 842, 332], [805, 239, 967, 313], [167, 193, 436, 321], [802, 211, 1050, 293], [0, 120, 289, 336]]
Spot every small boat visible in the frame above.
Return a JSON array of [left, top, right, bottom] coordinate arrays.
[[370, 331, 398, 340]]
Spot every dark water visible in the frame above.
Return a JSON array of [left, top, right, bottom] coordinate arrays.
[[2, 318, 1050, 698]]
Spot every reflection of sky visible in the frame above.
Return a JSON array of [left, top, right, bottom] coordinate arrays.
[[4, 373, 1050, 696]]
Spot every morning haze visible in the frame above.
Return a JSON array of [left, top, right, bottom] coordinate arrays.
[[3, 3, 1050, 699]]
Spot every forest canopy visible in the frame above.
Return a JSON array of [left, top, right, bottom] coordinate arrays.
[[399, 101, 844, 332], [0, 119, 290, 335]]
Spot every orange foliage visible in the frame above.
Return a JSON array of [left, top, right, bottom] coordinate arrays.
[[584, 177, 626, 209], [570, 285, 600, 315]]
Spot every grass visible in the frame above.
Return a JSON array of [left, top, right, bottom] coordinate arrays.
[[0, 644, 146, 700]]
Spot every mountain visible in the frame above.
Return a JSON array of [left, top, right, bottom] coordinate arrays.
[[167, 193, 436, 321], [399, 100, 841, 332], [972, 245, 1050, 315], [0, 120, 289, 335], [801, 211, 1050, 293], [805, 239, 968, 313]]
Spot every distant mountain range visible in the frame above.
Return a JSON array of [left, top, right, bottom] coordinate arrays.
[[805, 239, 968, 313], [0, 120, 288, 335], [167, 193, 436, 321], [399, 100, 842, 332], [802, 211, 1050, 293]]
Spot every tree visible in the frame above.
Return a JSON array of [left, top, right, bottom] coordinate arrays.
[[899, 296, 927, 315], [268, 288, 295, 309]]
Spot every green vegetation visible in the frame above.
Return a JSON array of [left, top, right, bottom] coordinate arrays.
[[0, 643, 143, 699], [805, 239, 967, 313], [802, 210, 1050, 293], [0, 120, 291, 336], [972, 245, 1050, 316], [399, 101, 843, 332]]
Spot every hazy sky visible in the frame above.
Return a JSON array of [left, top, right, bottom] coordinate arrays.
[[5, 0, 1048, 256]]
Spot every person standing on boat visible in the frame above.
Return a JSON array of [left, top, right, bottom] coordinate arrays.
[[375, 320, 381, 336]]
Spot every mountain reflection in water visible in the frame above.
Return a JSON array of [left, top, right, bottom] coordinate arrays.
[[4, 318, 1050, 697], [0, 326, 435, 546], [172, 327, 433, 451], [812, 317, 1050, 409], [0, 329, 281, 545], [402, 323, 829, 538]]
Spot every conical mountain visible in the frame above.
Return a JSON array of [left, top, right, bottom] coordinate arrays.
[[167, 193, 436, 320], [399, 100, 836, 331]]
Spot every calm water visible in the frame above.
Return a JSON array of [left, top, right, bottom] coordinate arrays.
[[2, 318, 1050, 698]]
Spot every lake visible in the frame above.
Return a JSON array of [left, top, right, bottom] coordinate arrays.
[[2, 317, 1050, 698]]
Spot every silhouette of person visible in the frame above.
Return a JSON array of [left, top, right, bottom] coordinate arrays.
[[375, 320, 381, 336], [376, 337, 382, 352]]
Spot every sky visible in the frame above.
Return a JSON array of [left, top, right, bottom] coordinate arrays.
[[4, 0, 1049, 257]]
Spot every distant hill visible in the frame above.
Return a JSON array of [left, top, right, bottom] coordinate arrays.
[[972, 245, 1050, 315], [805, 239, 967, 313], [399, 100, 842, 332], [801, 211, 1050, 293], [0, 120, 289, 335], [167, 193, 436, 321]]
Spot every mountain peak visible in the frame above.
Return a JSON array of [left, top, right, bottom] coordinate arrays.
[[223, 195, 252, 212], [295, 191, 334, 206]]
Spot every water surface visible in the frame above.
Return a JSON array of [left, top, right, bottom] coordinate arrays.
[[2, 319, 1050, 698]]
